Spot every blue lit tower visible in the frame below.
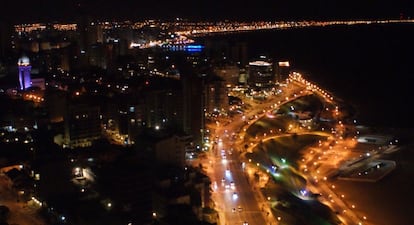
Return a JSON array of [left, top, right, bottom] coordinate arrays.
[[18, 55, 32, 90]]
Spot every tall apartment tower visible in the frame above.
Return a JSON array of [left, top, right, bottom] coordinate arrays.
[[181, 73, 203, 145], [204, 76, 227, 116], [247, 59, 274, 89], [277, 61, 290, 82], [17, 55, 32, 90]]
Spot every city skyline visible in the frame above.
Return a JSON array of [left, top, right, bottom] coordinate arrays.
[[1, 0, 413, 23], [0, 1, 413, 224]]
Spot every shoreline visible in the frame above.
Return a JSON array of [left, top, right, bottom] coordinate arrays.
[[331, 145, 414, 225]]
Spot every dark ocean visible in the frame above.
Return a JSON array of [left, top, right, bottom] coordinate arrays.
[[201, 23, 414, 129]]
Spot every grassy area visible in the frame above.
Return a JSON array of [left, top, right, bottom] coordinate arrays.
[[261, 172, 342, 225], [245, 94, 325, 140], [276, 94, 324, 115], [245, 115, 295, 139], [244, 133, 327, 202], [241, 93, 342, 225], [249, 134, 327, 169], [245, 133, 341, 225]]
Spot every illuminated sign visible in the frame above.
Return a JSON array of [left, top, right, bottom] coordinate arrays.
[[278, 61, 290, 67]]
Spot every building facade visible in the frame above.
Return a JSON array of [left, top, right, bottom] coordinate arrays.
[[64, 103, 101, 148], [154, 135, 187, 168], [18, 56, 32, 90], [247, 60, 275, 89]]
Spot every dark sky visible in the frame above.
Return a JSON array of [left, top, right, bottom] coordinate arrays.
[[1, 0, 413, 23]]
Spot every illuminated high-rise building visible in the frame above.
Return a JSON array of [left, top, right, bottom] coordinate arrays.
[[277, 61, 290, 82], [17, 55, 32, 90], [204, 76, 227, 116], [247, 58, 274, 89]]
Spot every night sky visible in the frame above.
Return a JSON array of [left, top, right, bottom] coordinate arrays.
[[1, 0, 413, 23]]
